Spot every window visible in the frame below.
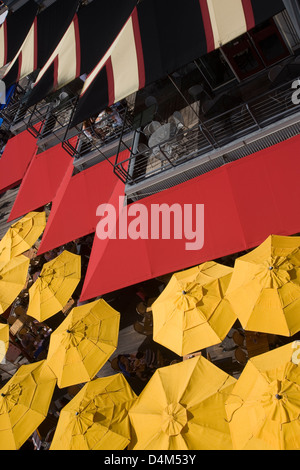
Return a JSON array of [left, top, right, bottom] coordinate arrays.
[[222, 36, 265, 80], [249, 19, 290, 66], [197, 50, 236, 89], [222, 19, 291, 80]]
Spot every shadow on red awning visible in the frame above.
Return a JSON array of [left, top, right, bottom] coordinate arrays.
[[79, 135, 300, 301], [37, 149, 129, 255]]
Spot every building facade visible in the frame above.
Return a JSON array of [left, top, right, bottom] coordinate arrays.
[[1, 0, 300, 298]]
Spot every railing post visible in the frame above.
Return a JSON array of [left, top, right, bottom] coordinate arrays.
[[158, 146, 176, 167], [199, 123, 218, 149], [245, 103, 261, 130]]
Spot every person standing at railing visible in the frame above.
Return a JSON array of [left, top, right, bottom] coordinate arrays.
[[108, 105, 123, 128], [94, 106, 123, 138]]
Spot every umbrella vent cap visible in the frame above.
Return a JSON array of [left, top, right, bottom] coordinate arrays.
[[161, 403, 187, 436], [260, 377, 300, 424], [0, 383, 21, 413]]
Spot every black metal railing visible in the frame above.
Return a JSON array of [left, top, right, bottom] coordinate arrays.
[[61, 101, 134, 162], [113, 77, 300, 185], [26, 94, 79, 140], [0, 84, 30, 130]]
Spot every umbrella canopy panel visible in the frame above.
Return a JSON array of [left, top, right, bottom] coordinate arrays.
[[27, 250, 81, 322], [0, 324, 9, 363], [50, 373, 137, 450], [225, 235, 300, 336], [129, 356, 236, 450], [0, 211, 46, 263], [152, 261, 236, 356], [225, 342, 300, 450], [0, 360, 57, 450], [0, 255, 29, 314], [47, 299, 120, 388]]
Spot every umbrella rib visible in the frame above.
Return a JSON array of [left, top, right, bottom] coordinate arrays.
[[0, 279, 26, 288], [183, 420, 233, 449], [95, 386, 129, 406], [0, 262, 28, 278], [72, 337, 117, 360], [39, 278, 69, 306], [176, 360, 205, 404], [0, 412, 18, 449], [156, 304, 179, 331], [184, 372, 234, 411], [135, 428, 167, 450]]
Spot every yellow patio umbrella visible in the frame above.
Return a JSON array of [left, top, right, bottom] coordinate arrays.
[[0, 360, 57, 450], [0, 212, 46, 263], [26, 250, 81, 322], [129, 356, 236, 450], [46, 299, 120, 388], [0, 255, 30, 314], [225, 342, 300, 450], [50, 373, 137, 450], [225, 234, 300, 336], [0, 324, 9, 364], [152, 261, 236, 357]]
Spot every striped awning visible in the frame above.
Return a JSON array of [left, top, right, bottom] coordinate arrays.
[[71, 0, 285, 126], [2, 0, 80, 89], [0, 0, 38, 70], [0, 0, 285, 124], [25, 0, 137, 107]]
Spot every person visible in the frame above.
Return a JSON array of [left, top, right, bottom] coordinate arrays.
[[32, 271, 41, 282], [116, 349, 164, 381], [79, 119, 97, 156], [92, 110, 109, 140], [43, 251, 56, 262], [107, 106, 123, 128], [82, 119, 94, 140], [93, 106, 122, 140], [136, 285, 148, 303], [117, 353, 148, 381], [20, 332, 36, 357], [64, 241, 77, 254], [33, 333, 50, 361]]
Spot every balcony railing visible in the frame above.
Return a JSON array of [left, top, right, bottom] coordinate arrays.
[[61, 101, 134, 163], [113, 77, 300, 185], [27, 94, 79, 143], [0, 84, 32, 131]]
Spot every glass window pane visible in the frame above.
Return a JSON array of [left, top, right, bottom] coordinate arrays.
[[257, 34, 287, 62], [198, 50, 236, 89]]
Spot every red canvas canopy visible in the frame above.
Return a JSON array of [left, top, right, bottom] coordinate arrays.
[[79, 135, 300, 301], [8, 144, 73, 222], [0, 131, 37, 194], [37, 151, 129, 254]]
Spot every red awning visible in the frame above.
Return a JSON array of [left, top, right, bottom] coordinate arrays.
[[8, 144, 73, 222], [37, 150, 129, 254], [79, 135, 300, 301], [0, 131, 37, 194]]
